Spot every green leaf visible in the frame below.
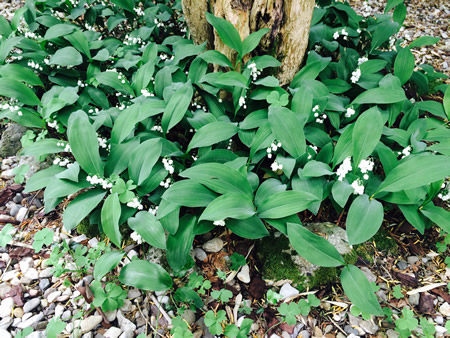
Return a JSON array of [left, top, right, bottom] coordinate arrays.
[[63, 189, 106, 230], [24, 166, 64, 193], [204, 310, 226, 335], [302, 161, 333, 178], [332, 180, 354, 208], [167, 215, 196, 272], [162, 180, 217, 207], [268, 106, 306, 158], [444, 85, 450, 119], [199, 193, 255, 221], [161, 82, 193, 132], [187, 122, 238, 151], [398, 204, 425, 234], [43, 23, 76, 40], [205, 13, 242, 55], [278, 302, 301, 325], [370, 20, 399, 52], [46, 317, 66, 338], [394, 47, 415, 85], [0, 78, 40, 106], [385, 0, 403, 12], [128, 212, 166, 249], [49, 46, 83, 67], [93, 251, 124, 281], [242, 28, 269, 55], [258, 191, 318, 219], [226, 216, 268, 239], [377, 154, 450, 193], [119, 260, 173, 291], [215, 71, 248, 88], [352, 87, 406, 105], [65, 30, 91, 58], [420, 203, 450, 233], [101, 193, 122, 248], [32, 228, 54, 252], [287, 222, 345, 267], [68, 111, 104, 175], [111, 0, 134, 12], [128, 138, 162, 185], [346, 195, 384, 245], [352, 108, 384, 166], [0, 64, 43, 86], [96, 71, 135, 96], [341, 265, 383, 316], [409, 36, 440, 48], [0, 224, 14, 247], [333, 124, 354, 167], [199, 50, 233, 68]]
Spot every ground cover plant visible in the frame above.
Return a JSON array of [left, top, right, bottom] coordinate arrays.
[[0, 0, 449, 335]]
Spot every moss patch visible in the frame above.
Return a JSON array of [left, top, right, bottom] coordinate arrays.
[[76, 218, 100, 238]]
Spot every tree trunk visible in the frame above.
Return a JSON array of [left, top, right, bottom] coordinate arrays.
[[181, 0, 315, 86]]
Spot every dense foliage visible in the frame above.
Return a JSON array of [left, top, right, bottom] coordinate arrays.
[[0, 0, 449, 320]]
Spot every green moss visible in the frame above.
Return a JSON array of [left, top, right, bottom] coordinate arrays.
[[76, 218, 100, 238], [372, 229, 398, 254]]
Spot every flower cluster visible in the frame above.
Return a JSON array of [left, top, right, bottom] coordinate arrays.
[[141, 89, 154, 97], [336, 156, 352, 181], [127, 197, 143, 210], [77, 80, 87, 88], [124, 35, 144, 46], [227, 138, 233, 150], [98, 136, 109, 150], [358, 158, 374, 180], [239, 96, 247, 109], [357, 56, 368, 66], [191, 102, 208, 112], [345, 107, 356, 118], [307, 145, 318, 160], [148, 206, 158, 216], [162, 158, 175, 174], [27, 60, 43, 71], [271, 160, 283, 173], [130, 231, 143, 244], [247, 62, 261, 81], [24, 31, 39, 39], [333, 28, 349, 40], [438, 182, 450, 202], [134, 7, 144, 16], [159, 53, 174, 61], [57, 141, 71, 152], [213, 220, 226, 227], [1, 103, 21, 116], [159, 178, 172, 189], [154, 18, 164, 28], [47, 120, 59, 129], [87, 175, 113, 190], [151, 125, 163, 132], [266, 140, 282, 159], [351, 68, 361, 84], [351, 180, 365, 195], [53, 157, 72, 168], [398, 146, 412, 159]]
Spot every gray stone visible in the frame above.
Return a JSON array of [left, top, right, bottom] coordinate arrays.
[[104, 310, 117, 322], [386, 329, 399, 338], [9, 204, 20, 217], [16, 207, 28, 222], [202, 238, 224, 253], [104, 327, 122, 338], [0, 123, 27, 157], [24, 268, 39, 280], [119, 299, 132, 313], [237, 264, 250, 284], [12, 194, 23, 204], [0, 284, 12, 299], [19, 257, 33, 273], [0, 316, 12, 329], [439, 302, 450, 317], [80, 316, 102, 332], [181, 309, 196, 326], [117, 310, 136, 332], [360, 320, 379, 334], [397, 261, 408, 270], [0, 298, 14, 318], [119, 330, 134, 338], [47, 290, 61, 303], [17, 313, 44, 329], [407, 256, 419, 265], [0, 328, 12, 338], [279, 283, 299, 299], [39, 268, 53, 278], [299, 331, 310, 338], [360, 267, 377, 283], [39, 279, 50, 292], [61, 310, 71, 321], [23, 298, 41, 313], [127, 288, 141, 300], [193, 248, 207, 261], [409, 293, 420, 306]]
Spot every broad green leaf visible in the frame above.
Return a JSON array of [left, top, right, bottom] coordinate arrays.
[[161, 82, 193, 132], [180, 163, 253, 197], [226, 216, 269, 239], [128, 211, 166, 249], [119, 260, 173, 291], [94, 251, 124, 281], [352, 87, 406, 105], [255, 179, 286, 207], [359, 60, 388, 75], [352, 108, 384, 166], [65, 30, 91, 58], [332, 124, 354, 167], [0, 36, 21, 64], [162, 180, 217, 207], [242, 28, 269, 55], [268, 106, 305, 158], [199, 50, 233, 68], [371, 20, 399, 52], [346, 195, 384, 245], [287, 223, 345, 267], [43, 23, 76, 40], [398, 204, 425, 234], [187, 122, 238, 151], [96, 71, 135, 96], [332, 180, 354, 208], [302, 161, 333, 178], [420, 203, 450, 233], [394, 47, 415, 85], [167, 215, 196, 272], [341, 265, 383, 316], [377, 154, 450, 193], [199, 193, 255, 221], [21, 138, 65, 157], [63, 189, 106, 230], [385, 0, 403, 12], [68, 111, 104, 175], [409, 36, 440, 48], [258, 191, 318, 219], [0, 78, 40, 106], [101, 193, 122, 248], [444, 85, 450, 119], [128, 138, 162, 185], [215, 71, 248, 88], [44, 178, 90, 212], [49, 46, 83, 67], [0, 64, 43, 86], [205, 13, 242, 55], [56, 162, 80, 182], [25, 166, 65, 193]]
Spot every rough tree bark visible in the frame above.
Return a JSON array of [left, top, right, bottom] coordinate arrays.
[[181, 0, 315, 85]]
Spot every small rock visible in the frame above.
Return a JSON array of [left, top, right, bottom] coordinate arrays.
[[409, 293, 420, 306], [119, 330, 134, 338], [435, 316, 444, 325], [13, 307, 23, 318], [0, 169, 14, 179], [127, 288, 141, 300], [120, 299, 132, 313], [360, 267, 377, 283], [88, 238, 98, 248], [360, 320, 379, 334], [39, 279, 50, 292], [397, 261, 408, 270], [439, 302, 450, 317], [1, 270, 18, 282], [0, 298, 14, 318], [386, 329, 399, 338], [9, 204, 20, 217], [61, 310, 71, 321], [24, 268, 39, 280], [435, 325, 447, 335], [182, 309, 196, 326], [281, 332, 290, 338], [0, 328, 11, 338], [47, 291, 62, 303], [0, 284, 12, 299], [54, 304, 64, 318], [17, 313, 44, 329], [237, 265, 250, 284], [15, 207, 28, 222], [279, 283, 299, 299], [104, 327, 122, 338], [12, 194, 22, 204], [193, 248, 207, 261], [104, 310, 117, 322], [80, 315, 102, 332], [29, 289, 39, 297], [39, 268, 53, 278], [202, 238, 224, 253], [117, 310, 136, 332], [0, 316, 12, 329], [23, 298, 40, 313], [299, 330, 310, 338], [407, 256, 419, 265]]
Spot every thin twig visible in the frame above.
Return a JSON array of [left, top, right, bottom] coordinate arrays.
[[150, 293, 172, 325], [327, 315, 347, 335]]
